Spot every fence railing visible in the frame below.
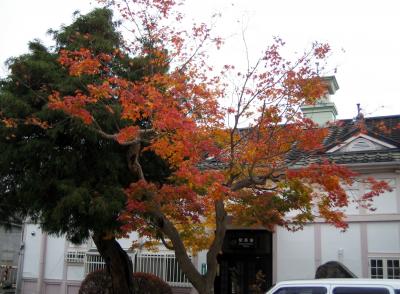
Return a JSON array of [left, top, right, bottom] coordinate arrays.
[[84, 253, 106, 274], [65, 250, 86, 264], [84, 252, 191, 288], [0, 265, 17, 287], [133, 253, 191, 287]]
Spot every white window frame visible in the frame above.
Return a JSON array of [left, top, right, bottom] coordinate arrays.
[[369, 256, 400, 279]]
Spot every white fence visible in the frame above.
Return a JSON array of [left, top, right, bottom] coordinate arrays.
[[134, 253, 191, 287], [84, 252, 191, 288], [84, 253, 105, 273]]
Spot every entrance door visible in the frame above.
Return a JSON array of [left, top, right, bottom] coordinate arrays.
[[214, 229, 273, 294], [216, 255, 271, 294]]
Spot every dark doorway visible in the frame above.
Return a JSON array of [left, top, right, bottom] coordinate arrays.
[[214, 230, 272, 294]]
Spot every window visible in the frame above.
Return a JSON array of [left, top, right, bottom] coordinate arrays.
[[273, 287, 327, 294], [65, 251, 86, 263], [370, 258, 400, 279], [387, 259, 400, 279], [333, 287, 389, 294]]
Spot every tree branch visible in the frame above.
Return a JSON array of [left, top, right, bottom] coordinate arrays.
[[159, 231, 175, 250], [127, 141, 145, 180], [150, 207, 206, 292], [204, 199, 227, 289], [90, 121, 155, 146], [230, 176, 268, 191]]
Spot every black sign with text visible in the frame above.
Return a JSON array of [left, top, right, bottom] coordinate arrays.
[[222, 229, 271, 254]]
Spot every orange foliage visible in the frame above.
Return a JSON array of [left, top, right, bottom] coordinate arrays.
[[116, 126, 139, 144], [38, 0, 392, 256]]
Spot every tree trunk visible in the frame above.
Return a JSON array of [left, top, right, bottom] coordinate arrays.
[[92, 232, 135, 294], [151, 199, 228, 294]]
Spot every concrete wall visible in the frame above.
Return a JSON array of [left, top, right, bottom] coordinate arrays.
[[274, 172, 400, 282], [276, 225, 315, 281], [320, 224, 362, 277], [367, 178, 398, 214], [0, 224, 22, 266], [21, 279, 81, 294], [22, 224, 42, 279], [44, 235, 65, 280], [275, 221, 400, 282], [367, 222, 400, 253]]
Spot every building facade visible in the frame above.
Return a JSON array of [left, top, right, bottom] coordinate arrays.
[[18, 227, 195, 294], [16, 77, 400, 294]]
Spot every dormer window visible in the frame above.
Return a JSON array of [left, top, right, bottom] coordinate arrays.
[[347, 138, 378, 151], [326, 134, 396, 153]]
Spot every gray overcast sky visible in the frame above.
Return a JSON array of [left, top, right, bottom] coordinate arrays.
[[1, 0, 399, 120]]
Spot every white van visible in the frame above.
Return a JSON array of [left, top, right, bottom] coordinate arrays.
[[266, 279, 400, 294]]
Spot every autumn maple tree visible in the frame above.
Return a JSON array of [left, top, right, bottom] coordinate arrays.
[[1, 1, 391, 294]]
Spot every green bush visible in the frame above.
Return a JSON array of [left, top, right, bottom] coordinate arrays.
[[78, 270, 173, 294]]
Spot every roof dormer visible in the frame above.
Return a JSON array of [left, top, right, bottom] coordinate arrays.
[[327, 133, 397, 153]]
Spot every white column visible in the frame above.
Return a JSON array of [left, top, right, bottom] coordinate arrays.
[[61, 238, 69, 294], [36, 231, 47, 294], [314, 224, 322, 271]]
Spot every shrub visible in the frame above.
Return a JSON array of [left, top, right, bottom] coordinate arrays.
[[78, 270, 112, 294], [133, 272, 173, 294], [79, 270, 172, 294]]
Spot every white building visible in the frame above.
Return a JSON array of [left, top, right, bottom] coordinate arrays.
[[277, 77, 400, 282], [16, 77, 400, 293], [18, 228, 195, 294]]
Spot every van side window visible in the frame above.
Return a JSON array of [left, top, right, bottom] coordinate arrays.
[[333, 287, 389, 294], [273, 287, 327, 294]]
